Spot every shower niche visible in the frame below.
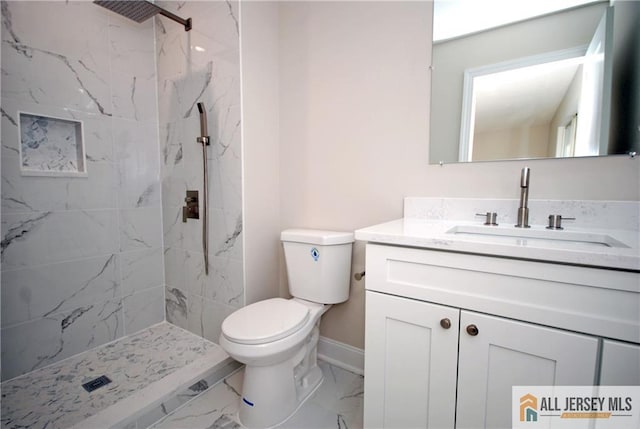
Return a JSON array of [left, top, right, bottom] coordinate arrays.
[[18, 112, 87, 177]]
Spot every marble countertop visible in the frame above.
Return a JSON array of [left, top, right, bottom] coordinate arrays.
[[355, 218, 640, 271]]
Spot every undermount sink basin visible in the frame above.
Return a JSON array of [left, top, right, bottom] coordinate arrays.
[[446, 225, 631, 249]]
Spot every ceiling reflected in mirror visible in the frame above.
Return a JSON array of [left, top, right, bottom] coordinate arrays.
[[433, 0, 599, 42]]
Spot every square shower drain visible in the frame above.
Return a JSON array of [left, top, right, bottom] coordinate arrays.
[[82, 375, 112, 392]]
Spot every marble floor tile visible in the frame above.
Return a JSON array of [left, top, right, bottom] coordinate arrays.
[[152, 360, 364, 429], [151, 369, 244, 429]]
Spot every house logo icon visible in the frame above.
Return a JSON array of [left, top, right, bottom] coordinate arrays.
[[520, 393, 538, 422]]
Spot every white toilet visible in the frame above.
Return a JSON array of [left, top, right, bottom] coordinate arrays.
[[219, 229, 354, 428]]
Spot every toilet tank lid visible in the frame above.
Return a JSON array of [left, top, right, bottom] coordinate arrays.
[[281, 229, 354, 245]]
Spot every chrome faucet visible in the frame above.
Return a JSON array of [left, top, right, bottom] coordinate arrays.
[[515, 167, 531, 228]]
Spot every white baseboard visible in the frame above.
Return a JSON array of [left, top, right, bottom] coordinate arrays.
[[317, 336, 364, 376]]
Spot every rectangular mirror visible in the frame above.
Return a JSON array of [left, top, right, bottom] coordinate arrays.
[[429, 0, 639, 164]]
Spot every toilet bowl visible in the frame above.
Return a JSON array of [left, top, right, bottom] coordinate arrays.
[[219, 229, 354, 428], [220, 298, 328, 428]]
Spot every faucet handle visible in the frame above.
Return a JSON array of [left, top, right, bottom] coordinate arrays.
[[520, 167, 530, 187], [546, 214, 575, 230], [476, 212, 498, 226]]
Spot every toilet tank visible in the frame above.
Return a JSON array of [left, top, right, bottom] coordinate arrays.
[[281, 229, 354, 304]]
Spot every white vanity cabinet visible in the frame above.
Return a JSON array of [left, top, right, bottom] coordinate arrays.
[[362, 243, 640, 429], [365, 291, 599, 428], [455, 311, 597, 428], [600, 340, 640, 385], [365, 292, 459, 428]]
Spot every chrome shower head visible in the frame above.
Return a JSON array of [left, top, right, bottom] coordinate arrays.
[[94, 0, 192, 31]]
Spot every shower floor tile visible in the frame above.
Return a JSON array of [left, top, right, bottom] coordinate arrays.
[[151, 360, 364, 429], [1, 322, 234, 429]]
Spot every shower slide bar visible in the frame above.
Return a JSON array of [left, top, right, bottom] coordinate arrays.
[[197, 103, 210, 276]]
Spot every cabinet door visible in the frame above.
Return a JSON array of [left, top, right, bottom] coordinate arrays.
[[456, 311, 599, 429], [364, 291, 459, 429], [600, 340, 640, 385]]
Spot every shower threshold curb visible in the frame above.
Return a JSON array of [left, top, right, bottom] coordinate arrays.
[[70, 352, 240, 429]]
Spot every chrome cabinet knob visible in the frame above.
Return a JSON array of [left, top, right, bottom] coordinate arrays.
[[440, 318, 452, 329], [466, 324, 479, 336]]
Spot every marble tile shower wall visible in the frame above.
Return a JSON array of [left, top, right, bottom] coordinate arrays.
[[0, 2, 164, 380], [156, 1, 244, 343]]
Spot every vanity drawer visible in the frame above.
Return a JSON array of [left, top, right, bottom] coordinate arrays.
[[365, 243, 640, 343]]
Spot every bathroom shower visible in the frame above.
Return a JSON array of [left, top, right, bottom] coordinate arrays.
[[93, 1, 209, 276], [0, 1, 247, 425], [94, 0, 192, 31]]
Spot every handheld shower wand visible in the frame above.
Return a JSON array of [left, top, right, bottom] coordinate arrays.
[[197, 103, 209, 145], [197, 103, 210, 275]]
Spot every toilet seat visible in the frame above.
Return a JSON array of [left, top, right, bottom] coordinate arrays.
[[221, 298, 310, 345]]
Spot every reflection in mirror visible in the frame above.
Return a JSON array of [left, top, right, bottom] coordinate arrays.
[[429, 0, 640, 164], [459, 47, 589, 162]]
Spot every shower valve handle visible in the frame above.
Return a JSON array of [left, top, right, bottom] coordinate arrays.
[[183, 190, 200, 222]]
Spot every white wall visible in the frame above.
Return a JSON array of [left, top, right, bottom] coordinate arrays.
[[474, 124, 551, 161], [278, 1, 433, 348], [241, 1, 282, 305]]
